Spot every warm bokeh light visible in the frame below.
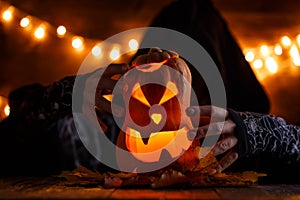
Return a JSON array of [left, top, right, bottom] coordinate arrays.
[[274, 44, 283, 55], [34, 26, 45, 39], [253, 59, 263, 69], [2, 9, 13, 22], [281, 36, 292, 47], [110, 48, 120, 60], [293, 57, 300, 67], [289, 44, 300, 59], [4, 105, 10, 116], [128, 39, 139, 50], [92, 46, 102, 57], [20, 17, 30, 28], [72, 37, 84, 49], [265, 57, 278, 74], [57, 25, 66, 37], [260, 45, 269, 57], [297, 34, 300, 46], [245, 51, 255, 62]]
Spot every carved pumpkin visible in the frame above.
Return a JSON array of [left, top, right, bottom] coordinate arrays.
[[113, 48, 194, 164]]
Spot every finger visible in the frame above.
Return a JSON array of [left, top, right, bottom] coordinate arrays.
[[102, 63, 129, 77], [188, 120, 235, 140], [214, 150, 238, 173], [212, 135, 238, 156], [186, 105, 228, 122]]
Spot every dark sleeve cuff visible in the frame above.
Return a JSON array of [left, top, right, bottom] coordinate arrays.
[[228, 109, 250, 158]]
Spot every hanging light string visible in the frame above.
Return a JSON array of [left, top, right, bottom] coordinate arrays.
[[0, 1, 139, 60], [1, 1, 300, 81]]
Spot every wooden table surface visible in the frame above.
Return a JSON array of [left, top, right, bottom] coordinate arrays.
[[0, 176, 299, 200]]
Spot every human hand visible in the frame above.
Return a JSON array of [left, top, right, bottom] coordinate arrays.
[[186, 105, 238, 174], [94, 63, 129, 117]]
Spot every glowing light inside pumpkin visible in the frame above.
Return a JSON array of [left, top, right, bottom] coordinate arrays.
[[293, 57, 300, 66], [102, 94, 113, 102], [159, 82, 178, 105], [20, 17, 30, 28], [151, 113, 162, 124], [131, 83, 151, 107]]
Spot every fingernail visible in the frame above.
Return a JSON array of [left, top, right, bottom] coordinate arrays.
[[208, 169, 217, 175], [186, 107, 195, 116], [188, 130, 197, 141]]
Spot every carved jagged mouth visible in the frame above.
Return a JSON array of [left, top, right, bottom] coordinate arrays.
[[125, 127, 188, 154]]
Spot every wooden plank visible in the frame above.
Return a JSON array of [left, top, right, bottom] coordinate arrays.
[[110, 189, 165, 199]]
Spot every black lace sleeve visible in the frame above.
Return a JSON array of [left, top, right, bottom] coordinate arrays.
[[229, 110, 300, 163]]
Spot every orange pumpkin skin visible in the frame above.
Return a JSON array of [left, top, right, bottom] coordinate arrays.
[[117, 48, 193, 163]]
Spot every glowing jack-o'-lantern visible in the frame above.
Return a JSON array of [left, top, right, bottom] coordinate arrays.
[[110, 48, 194, 164]]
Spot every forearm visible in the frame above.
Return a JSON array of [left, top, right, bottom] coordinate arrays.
[[229, 110, 300, 163]]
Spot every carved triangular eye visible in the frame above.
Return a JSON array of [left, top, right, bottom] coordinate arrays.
[[159, 81, 178, 105], [131, 83, 151, 107]]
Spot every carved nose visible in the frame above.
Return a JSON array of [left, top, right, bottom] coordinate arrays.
[[151, 113, 162, 124]]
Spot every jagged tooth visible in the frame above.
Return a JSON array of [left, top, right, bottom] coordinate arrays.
[[161, 173, 166, 179]]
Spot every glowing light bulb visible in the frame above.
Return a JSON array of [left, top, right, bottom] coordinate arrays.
[[128, 39, 139, 50], [260, 45, 269, 57], [281, 36, 291, 47], [289, 44, 300, 58], [253, 59, 263, 69], [72, 37, 83, 49], [34, 26, 45, 39], [297, 34, 300, 46], [20, 17, 30, 28], [245, 51, 255, 62], [293, 57, 300, 66], [4, 105, 10, 116], [2, 9, 13, 22], [110, 48, 120, 60], [57, 25, 66, 37], [274, 44, 283, 55], [92, 46, 102, 57], [265, 57, 278, 74]]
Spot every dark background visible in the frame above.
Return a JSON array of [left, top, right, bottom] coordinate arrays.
[[1, 0, 300, 123]]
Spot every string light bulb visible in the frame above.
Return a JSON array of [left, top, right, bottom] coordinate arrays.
[[289, 44, 300, 59], [260, 45, 269, 57], [72, 37, 84, 49], [265, 57, 278, 74], [245, 51, 255, 62], [57, 25, 66, 37], [34, 26, 45, 39], [281, 36, 292, 47], [2, 8, 13, 22], [20, 17, 30, 28], [92, 46, 102, 57], [110, 47, 120, 60], [128, 39, 139, 50], [4, 105, 10, 116], [253, 59, 263, 69], [274, 44, 283, 56]]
